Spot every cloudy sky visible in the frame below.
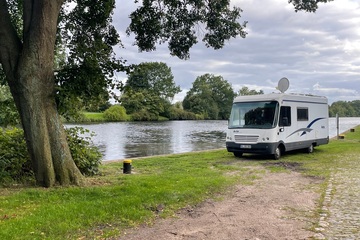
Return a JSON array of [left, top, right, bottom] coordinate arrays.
[[112, 0, 360, 104]]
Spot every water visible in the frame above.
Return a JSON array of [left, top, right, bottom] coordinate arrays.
[[66, 120, 228, 161], [67, 117, 360, 161], [329, 117, 360, 138]]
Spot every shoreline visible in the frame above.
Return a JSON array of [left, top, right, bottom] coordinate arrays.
[[330, 125, 359, 140], [103, 125, 360, 163]]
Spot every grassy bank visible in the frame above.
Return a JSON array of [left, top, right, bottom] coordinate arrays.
[[79, 112, 169, 123], [81, 112, 106, 122], [1, 126, 359, 239]]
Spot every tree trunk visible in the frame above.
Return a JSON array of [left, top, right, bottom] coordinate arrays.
[[0, 0, 84, 187]]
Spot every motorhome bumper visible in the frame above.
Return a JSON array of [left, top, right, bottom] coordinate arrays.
[[226, 142, 277, 155]]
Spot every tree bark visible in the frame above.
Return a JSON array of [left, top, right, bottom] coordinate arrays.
[[0, 0, 84, 187]]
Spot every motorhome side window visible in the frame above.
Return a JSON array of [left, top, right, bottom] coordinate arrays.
[[279, 106, 291, 127], [297, 108, 309, 121]]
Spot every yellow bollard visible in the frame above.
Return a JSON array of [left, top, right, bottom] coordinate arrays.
[[123, 159, 132, 174]]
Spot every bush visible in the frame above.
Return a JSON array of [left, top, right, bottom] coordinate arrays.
[[104, 105, 128, 121], [0, 128, 32, 184], [0, 127, 102, 184], [66, 127, 102, 176], [168, 106, 201, 120], [131, 109, 159, 121]]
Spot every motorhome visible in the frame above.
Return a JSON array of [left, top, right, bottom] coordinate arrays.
[[226, 80, 329, 160]]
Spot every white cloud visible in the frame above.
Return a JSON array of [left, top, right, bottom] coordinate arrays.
[[112, 0, 360, 104]]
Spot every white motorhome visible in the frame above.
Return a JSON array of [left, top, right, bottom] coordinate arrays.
[[226, 90, 329, 160]]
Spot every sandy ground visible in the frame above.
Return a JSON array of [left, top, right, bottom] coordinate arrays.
[[117, 166, 320, 240]]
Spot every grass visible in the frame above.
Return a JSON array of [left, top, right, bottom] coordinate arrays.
[[81, 112, 106, 122], [0, 150, 258, 239], [1, 126, 360, 239]]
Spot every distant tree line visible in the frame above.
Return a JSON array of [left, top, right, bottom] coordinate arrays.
[[329, 101, 360, 117]]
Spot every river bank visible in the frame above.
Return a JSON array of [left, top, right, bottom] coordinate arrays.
[[67, 117, 360, 161]]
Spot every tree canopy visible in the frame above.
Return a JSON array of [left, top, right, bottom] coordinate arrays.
[[55, 0, 128, 118], [329, 100, 360, 117], [237, 86, 264, 96], [127, 0, 247, 59], [289, 0, 333, 12], [121, 62, 181, 120], [125, 62, 180, 100], [183, 74, 235, 120]]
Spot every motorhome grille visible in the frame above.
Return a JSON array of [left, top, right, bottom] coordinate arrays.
[[234, 135, 259, 143]]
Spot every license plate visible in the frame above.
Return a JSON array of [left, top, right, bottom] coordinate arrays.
[[240, 145, 251, 149]]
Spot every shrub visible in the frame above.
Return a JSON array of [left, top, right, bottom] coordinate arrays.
[[168, 106, 201, 120], [0, 127, 102, 184], [104, 105, 128, 121], [0, 127, 32, 184], [66, 127, 102, 176], [131, 109, 159, 121]]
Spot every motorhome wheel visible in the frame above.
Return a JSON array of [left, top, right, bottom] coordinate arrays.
[[273, 147, 281, 160], [306, 144, 314, 153]]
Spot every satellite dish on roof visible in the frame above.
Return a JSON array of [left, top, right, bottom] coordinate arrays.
[[277, 77, 289, 93]]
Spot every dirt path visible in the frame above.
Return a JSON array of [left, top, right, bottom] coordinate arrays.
[[118, 168, 320, 240]]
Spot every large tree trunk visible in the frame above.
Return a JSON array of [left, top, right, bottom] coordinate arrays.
[[0, 0, 84, 187]]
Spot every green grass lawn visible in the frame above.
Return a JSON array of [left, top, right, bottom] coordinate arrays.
[[81, 112, 106, 122], [1, 126, 359, 239]]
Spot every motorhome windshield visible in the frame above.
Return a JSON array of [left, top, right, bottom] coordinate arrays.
[[229, 101, 279, 129]]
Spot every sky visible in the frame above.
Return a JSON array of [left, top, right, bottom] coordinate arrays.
[[111, 0, 360, 104]]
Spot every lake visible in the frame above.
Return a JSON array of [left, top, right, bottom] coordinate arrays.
[[66, 117, 360, 161]]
